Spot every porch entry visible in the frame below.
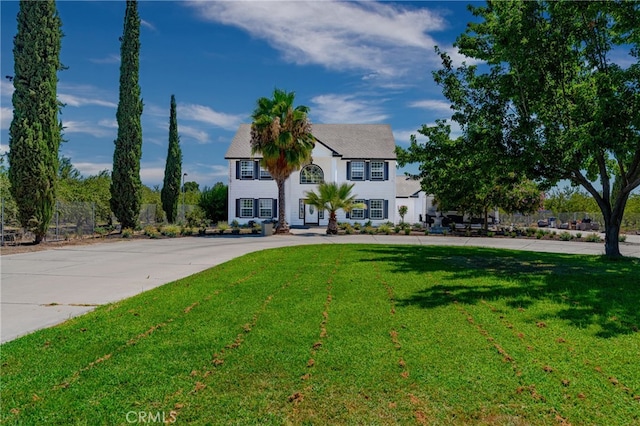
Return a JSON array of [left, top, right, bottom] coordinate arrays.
[[304, 202, 319, 225]]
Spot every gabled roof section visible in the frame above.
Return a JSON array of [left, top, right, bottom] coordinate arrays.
[[396, 175, 423, 198], [225, 123, 396, 160]]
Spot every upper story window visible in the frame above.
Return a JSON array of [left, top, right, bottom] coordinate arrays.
[[370, 161, 384, 180], [259, 166, 272, 180], [300, 164, 324, 184], [239, 160, 254, 180], [350, 161, 365, 181]]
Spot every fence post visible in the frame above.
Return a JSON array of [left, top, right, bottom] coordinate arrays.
[[92, 202, 95, 234]]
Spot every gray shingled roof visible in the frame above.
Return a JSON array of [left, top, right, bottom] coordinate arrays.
[[396, 176, 423, 197], [225, 123, 396, 160]]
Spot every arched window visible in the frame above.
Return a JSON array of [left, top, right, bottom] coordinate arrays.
[[300, 164, 324, 184]]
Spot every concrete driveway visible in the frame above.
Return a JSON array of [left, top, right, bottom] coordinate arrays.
[[2, 230, 639, 343]]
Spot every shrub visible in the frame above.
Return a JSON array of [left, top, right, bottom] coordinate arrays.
[[404, 227, 411, 235], [576, 232, 582, 239], [353, 222, 361, 231], [363, 225, 375, 235], [143, 225, 159, 239], [559, 232, 573, 241], [394, 226, 401, 234], [94, 226, 109, 238], [343, 223, 354, 234], [161, 225, 180, 238], [231, 219, 240, 229], [487, 231, 494, 237], [619, 234, 627, 243], [217, 221, 230, 232], [378, 224, 391, 235], [122, 228, 133, 238], [180, 226, 193, 236], [186, 208, 208, 230], [585, 233, 601, 242]]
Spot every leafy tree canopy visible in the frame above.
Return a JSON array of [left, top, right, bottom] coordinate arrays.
[[432, 0, 640, 256]]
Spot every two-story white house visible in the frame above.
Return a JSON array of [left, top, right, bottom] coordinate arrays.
[[225, 123, 397, 227]]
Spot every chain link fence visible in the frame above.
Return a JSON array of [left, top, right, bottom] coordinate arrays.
[[1, 200, 198, 245]]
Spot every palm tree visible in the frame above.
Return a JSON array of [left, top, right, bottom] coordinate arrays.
[[250, 89, 315, 233], [304, 182, 365, 234]]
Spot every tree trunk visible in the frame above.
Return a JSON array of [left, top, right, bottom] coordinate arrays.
[[327, 211, 338, 234], [275, 178, 289, 234], [603, 212, 622, 257], [34, 232, 44, 245]]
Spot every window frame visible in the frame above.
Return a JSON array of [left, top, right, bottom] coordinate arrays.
[[300, 164, 324, 184], [239, 160, 254, 180], [369, 199, 384, 220], [239, 198, 254, 218], [351, 198, 366, 220], [370, 161, 385, 181], [350, 161, 365, 181], [258, 198, 273, 218], [259, 166, 272, 180]]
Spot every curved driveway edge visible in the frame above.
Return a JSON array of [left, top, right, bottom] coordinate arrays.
[[2, 231, 639, 343]]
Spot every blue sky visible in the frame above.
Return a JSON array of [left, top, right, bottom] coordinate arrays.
[[1, 1, 481, 188]]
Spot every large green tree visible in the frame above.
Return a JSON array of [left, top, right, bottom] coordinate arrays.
[[438, 1, 640, 256], [199, 182, 228, 223], [8, 0, 63, 244], [161, 95, 182, 223], [397, 120, 542, 230], [110, 0, 143, 230], [250, 89, 315, 233], [304, 182, 364, 235]]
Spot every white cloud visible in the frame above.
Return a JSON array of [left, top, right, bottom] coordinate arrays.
[[178, 103, 245, 131], [89, 54, 120, 64], [393, 129, 417, 146], [1, 107, 13, 130], [58, 83, 117, 108], [63, 120, 115, 138], [98, 119, 117, 128], [440, 45, 483, 68], [310, 94, 389, 124], [73, 161, 113, 177], [394, 120, 462, 146], [179, 124, 210, 144], [59, 93, 117, 108], [409, 99, 453, 116], [140, 166, 166, 184], [1, 80, 14, 99], [141, 19, 157, 32], [187, 1, 446, 80]]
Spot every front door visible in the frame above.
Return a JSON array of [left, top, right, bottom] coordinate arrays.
[[304, 202, 319, 225]]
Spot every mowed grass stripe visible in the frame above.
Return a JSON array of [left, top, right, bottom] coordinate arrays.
[[1, 251, 288, 423], [1, 244, 639, 425], [172, 247, 339, 424]]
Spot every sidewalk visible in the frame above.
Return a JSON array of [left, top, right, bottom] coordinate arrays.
[[2, 231, 638, 343]]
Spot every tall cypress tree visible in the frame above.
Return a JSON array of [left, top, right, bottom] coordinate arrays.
[[161, 95, 182, 223], [110, 0, 143, 230], [8, 0, 63, 244]]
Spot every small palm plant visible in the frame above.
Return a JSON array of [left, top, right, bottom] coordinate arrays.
[[304, 182, 365, 235]]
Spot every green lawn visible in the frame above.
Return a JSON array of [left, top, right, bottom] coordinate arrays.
[[1, 245, 639, 425]]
